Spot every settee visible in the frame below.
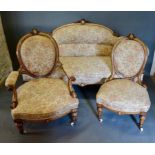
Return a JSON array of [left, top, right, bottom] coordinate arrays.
[[52, 19, 123, 86]]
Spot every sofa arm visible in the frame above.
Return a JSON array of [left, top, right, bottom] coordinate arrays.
[[5, 71, 19, 90]]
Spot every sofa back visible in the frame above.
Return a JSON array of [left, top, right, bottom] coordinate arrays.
[[52, 20, 121, 57]]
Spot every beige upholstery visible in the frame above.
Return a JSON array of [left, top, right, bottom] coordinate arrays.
[[60, 56, 112, 85], [5, 71, 19, 88], [12, 78, 79, 120], [113, 39, 145, 77], [19, 35, 57, 76], [52, 23, 118, 44], [52, 22, 122, 85], [97, 79, 151, 113], [22, 65, 66, 81], [58, 44, 113, 56]]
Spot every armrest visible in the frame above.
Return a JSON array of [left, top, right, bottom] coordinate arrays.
[[57, 61, 77, 98], [5, 71, 19, 90]]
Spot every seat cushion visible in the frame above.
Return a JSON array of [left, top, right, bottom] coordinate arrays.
[[97, 79, 151, 113], [60, 56, 112, 85], [11, 78, 79, 120]]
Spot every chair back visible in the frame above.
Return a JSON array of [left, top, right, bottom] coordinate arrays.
[[16, 29, 59, 78], [111, 34, 148, 79]]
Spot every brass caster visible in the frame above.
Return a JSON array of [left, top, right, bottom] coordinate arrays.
[[70, 122, 75, 127], [23, 130, 27, 134], [99, 118, 103, 123]]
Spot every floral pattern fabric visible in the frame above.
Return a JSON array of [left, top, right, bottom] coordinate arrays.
[[113, 39, 145, 77], [22, 65, 66, 81], [60, 56, 112, 85], [5, 71, 19, 88], [51, 22, 123, 85], [58, 44, 113, 56], [11, 78, 79, 120], [52, 23, 119, 44], [97, 79, 151, 113], [20, 35, 56, 76]]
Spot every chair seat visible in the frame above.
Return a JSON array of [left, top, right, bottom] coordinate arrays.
[[60, 56, 112, 85], [96, 79, 151, 113], [11, 78, 79, 120]]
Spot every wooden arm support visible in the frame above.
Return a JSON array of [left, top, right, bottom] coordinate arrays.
[[58, 61, 77, 98], [68, 76, 77, 98]]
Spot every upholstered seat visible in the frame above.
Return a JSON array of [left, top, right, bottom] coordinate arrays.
[[12, 78, 79, 120], [60, 56, 112, 85], [97, 79, 151, 113]]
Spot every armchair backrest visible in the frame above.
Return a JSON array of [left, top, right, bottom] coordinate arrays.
[[111, 34, 148, 80], [52, 19, 120, 57], [16, 29, 59, 78]]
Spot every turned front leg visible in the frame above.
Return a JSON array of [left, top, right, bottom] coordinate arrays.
[[139, 112, 146, 131], [97, 103, 103, 122], [14, 120, 24, 134], [70, 109, 78, 126]]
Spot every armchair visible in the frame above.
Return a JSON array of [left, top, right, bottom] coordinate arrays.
[[5, 29, 79, 134], [96, 34, 151, 132]]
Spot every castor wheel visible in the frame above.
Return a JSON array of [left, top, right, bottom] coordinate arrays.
[[99, 118, 103, 123], [140, 127, 144, 132], [23, 130, 27, 134], [70, 122, 75, 127]]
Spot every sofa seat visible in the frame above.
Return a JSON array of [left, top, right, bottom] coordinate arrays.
[[60, 56, 112, 85], [11, 78, 79, 120]]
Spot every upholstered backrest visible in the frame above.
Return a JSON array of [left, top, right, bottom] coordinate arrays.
[[112, 34, 148, 78], [52, 20, 120, 56], [16, 29, 59, 78]]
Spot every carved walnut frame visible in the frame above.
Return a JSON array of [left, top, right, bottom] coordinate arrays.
[[97, 34, 149, 130], [8, 29, 78, 134]]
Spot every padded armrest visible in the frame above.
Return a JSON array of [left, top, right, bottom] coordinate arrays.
[[5, 71, 19, 89]]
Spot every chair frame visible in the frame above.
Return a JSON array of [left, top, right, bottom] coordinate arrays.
[[7, 29, 78, 134], [96, 33, 149, 131]]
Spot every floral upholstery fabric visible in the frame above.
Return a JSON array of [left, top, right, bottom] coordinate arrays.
[[113, 39, 145, 77], [11, 78, 79, 120], [60, 56, 112, 85], [97, 79, 151, 113], [51, 22, 124, 85], [58, 44, 113, 56], [20, 35, 56, 76], [52, 23, 119, 44], [5, 71, 19, 88], [22, 65, 66, 81]]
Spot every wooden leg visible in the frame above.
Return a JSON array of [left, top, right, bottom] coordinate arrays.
[[97, 103, 103, 122], [70, 109, 78, 126], [14, 120, 24, 134], [139, 113, 146, 132]]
